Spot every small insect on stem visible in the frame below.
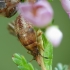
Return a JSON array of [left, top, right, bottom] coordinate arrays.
[[8, 15, 48, 66], [14, 16, 40, 58]]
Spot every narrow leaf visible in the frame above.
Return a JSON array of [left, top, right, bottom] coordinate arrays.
[[28, 63, 34, 70], [12, 58, 23, 66], [42, 34, 53, 70], [54, 63, 69, 70], [12, 53, 34, 70]]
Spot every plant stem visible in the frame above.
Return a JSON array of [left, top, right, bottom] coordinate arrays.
[[37, 30, 47, 70], [40, 51, 46, 70]]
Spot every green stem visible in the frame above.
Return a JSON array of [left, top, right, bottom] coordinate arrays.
[[37, 29, 47, 70], [37, 29, 53, 70]]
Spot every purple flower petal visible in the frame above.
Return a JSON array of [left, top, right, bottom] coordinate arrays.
[[60, 0, 70, 18], [16, 1, 53, 28]]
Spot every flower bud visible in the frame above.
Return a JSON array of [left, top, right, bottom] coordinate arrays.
[[60, 0, 70, 18], [16, 0, 53, 28], [45, 26, 63, 47]]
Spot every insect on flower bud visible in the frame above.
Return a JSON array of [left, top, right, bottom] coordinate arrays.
[[60, 0, 70, 18], [45, 26, 63, 47]]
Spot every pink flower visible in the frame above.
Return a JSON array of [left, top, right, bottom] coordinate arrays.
[[60, 0, 70, 18], [45, 26, 63, 47], [16, 1, 53, 27]]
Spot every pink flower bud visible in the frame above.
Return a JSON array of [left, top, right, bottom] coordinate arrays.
[[45, 26, 63, 47], [16, 0, 53, 28], [60, 0, 70, 18]]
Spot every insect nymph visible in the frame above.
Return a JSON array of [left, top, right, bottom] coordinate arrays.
[[15, 16, 39, 58], [0, 0, 20, 17], [8, 15, 44, 65]]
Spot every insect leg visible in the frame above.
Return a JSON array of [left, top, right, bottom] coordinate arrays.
[[29, 58, 35, 62], [27, 51, 31, 54], [8, 21, 16, 36]]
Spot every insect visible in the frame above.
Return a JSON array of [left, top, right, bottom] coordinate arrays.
[[8, 15, 40, 57], [0, 0, 20, 18], [8, 15, 48, 65]]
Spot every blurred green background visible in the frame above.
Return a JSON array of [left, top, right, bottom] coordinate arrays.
[[0, 0, 70, 70]]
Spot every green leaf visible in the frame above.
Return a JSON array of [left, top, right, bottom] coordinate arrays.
[[12, 53, 34, 70], [12, 58, 24, 66], [57, 63, 63, 70], [12, 53, 22, 60], [21, 56, 27, 64], [18, 66, 28, 70], [54, 63, 69, 70], [28, 63, 34, 70], [63, 65, 68, 70], [42, 34, 53, 70], [54, 67, 58, 70]]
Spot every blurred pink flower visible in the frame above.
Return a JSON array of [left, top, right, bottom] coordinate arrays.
[[16, 0, 53, 27], [45, 26, 63, 47], [60, 0, 70, 18]]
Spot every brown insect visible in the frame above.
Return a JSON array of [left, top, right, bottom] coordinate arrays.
[[0, 0, 20, 18], [8, 15, 47, 65], [8, 15, 40, 57], [15, 16, 39, 57]]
